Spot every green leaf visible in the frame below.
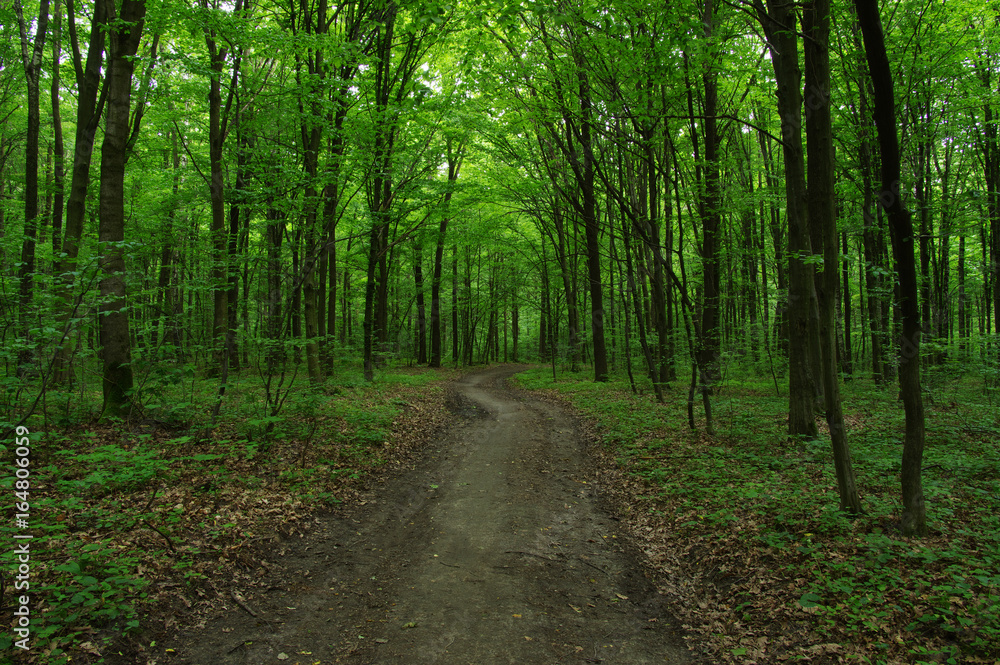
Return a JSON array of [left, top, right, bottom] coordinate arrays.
[[55, 562, 82, 575], [798, 592, 824, 608]]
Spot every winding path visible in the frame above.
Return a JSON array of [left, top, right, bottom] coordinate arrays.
[[169, 366, 689, 664]]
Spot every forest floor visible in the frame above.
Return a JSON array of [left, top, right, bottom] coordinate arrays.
[[10, 362, 998, 664], [120, 365, 692, 664]]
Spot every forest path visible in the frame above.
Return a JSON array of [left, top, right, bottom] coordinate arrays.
[[165, 366, 690, 664]]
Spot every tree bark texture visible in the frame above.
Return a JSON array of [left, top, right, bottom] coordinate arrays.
[[97, 0, 146, 419]]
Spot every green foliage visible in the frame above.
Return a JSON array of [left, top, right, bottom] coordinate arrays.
[[43, 548, 147, 641], [54, 442, 168, 496]]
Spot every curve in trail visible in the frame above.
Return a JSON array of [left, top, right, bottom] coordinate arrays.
[[167, 366, 690, 664]]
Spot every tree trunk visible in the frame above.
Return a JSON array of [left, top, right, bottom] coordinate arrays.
[[758, 0, 822, 438], [97, 0, 146, 420], [203, 5, 233, 378], [805, 0, 862, 514], [854, 0, 927, 536], [452, 244, 459, 362], [50, 0, 64, 264], [431, 142, 463, 367], [575, 67, 609, 382], [841, 231, 853, 374], [697, 0, 721, 433], [57, 0, 107, 271], [13, 0, 50, 373], [413, 239, 427, 364], [153, 126, 181, 353], [958, 234, 967, 355], [266, 206, 285, 374]]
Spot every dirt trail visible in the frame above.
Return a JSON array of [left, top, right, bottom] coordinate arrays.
[[165, 366, 690, 664]]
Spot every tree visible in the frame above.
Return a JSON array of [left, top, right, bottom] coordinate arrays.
[[755, 0, 822, 439], [853, 0, 926, 536], [201, 0, 244, 379], [13, 0, 50, 374], [430, 137, 464, 368], [804, 0, 862, 514], [97, 0, 149, 419]]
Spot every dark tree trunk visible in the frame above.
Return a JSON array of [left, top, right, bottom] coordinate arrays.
[[758, 0, 821, 438], [452, 244, 459, 362], [958, 234, 967, 354], [58, 0, 107, 273], [323, 104, 350, 368], [50, 0, 64, 264], [551, 202, 581, 369], [841, 231, 853, 374], [854, 0, 927, 536], [296, 0, 328, 385], [575, 66, 609, 382], [266, 206, 285, 374], [14, 0, 50, 373], [757, 121, 788, 352], [153, 126, 181, 354], [202, 0, 243, 378], [431, 142, 463, 367], [804, 0, 862, 514], [413, 240, 427, 364], [695, 0, 722, 434], [363, 2, 399, 378]]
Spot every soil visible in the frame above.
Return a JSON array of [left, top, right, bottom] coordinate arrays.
[[156, 366, 691, 664]]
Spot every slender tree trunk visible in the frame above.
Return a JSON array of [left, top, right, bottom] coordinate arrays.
[[697, 0, 721, 434], [842, 231, 853, 374], [363, 3, 398, 378], [57, 0, 107, 273], [452, 244, 459, 362], [431, 142, 463, 367], [758, 123, 788, 353], [855, 0, 927, 536], [50, 0, 64, 264], [958, 234, 967, 354], [413, 239, 427, 364], [805, 0, 862, 514], [227, 121, 245, 372], [574, 67, 609, 382], [14, 0, 50, 373], [323, 105, 350, 367], [296, 0, 328, 385], [341, 234, 352, 346], [153, 127, 181, 353], [266, 206, 285, 373], [203, 6, 232, 378]]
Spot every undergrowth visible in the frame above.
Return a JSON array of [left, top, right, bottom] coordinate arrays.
[[0, 362, 457, 663], [515, 364, 1000, 664]]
